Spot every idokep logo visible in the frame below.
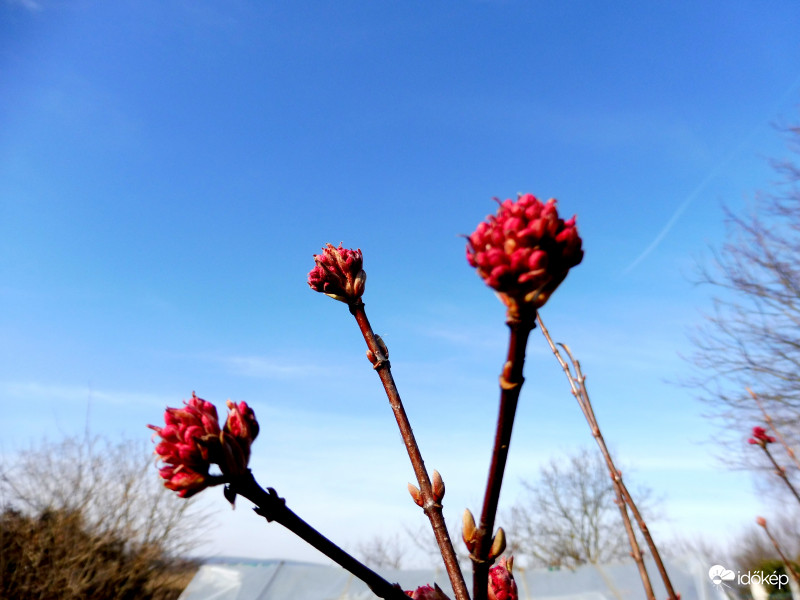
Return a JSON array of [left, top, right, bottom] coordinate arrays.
[[708, 565, 735, 587], [708, 564, 790, 589]]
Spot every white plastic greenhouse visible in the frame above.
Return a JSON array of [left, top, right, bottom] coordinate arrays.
[[178, 558, 730, 600]]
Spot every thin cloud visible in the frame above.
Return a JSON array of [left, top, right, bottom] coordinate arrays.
[[418, 324, 506, 352], [624, 72, 800, 275], [220, 355, 333, 379], [164, 351, 339, 379], [6, 0, 42, 12], [0, 381, 172, 407], [629, 454, 716, 472]]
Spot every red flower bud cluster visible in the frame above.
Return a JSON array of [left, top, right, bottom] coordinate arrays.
[[405, 584, 450, 600], [488, 557, 518, 600], [467, 194, 583, 316], [148, 393, 259, 498], [748, 426, 775, 447], [308, 243, 367, 304]]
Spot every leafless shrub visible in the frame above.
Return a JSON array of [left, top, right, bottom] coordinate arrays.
[[0, 434, 209, 600]]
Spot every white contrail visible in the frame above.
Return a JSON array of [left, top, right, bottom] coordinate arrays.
[[623, 74, 800, 275], [622, 155, 734, 275]]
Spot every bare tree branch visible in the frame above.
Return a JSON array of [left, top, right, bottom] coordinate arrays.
[[505, 448, 658, 570], [686, 121, 800, 473]]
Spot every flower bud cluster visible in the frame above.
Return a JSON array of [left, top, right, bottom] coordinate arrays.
[[488, 557, 518, 600], [308, 243, 367, 304], [748, 426, 775, 447], [148, 393, 259, 497], [405, 584, 451, 600], [467, 194, 583, 315]]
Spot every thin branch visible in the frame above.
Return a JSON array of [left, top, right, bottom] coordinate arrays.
[[472, 314, 535, 600], [537, 314, 677, 600], [748, 387, 800, 471], [348, 299, 469, 600], [759, 520, 800, 585], [227, 470, 409, 600]]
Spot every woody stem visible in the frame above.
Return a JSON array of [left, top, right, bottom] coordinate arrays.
[[226, 470, 408, 600], [349, 299, 470, 600], [471, 314, 534, 600]]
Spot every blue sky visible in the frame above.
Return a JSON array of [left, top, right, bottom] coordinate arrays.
[[2, 0, 800, 566]]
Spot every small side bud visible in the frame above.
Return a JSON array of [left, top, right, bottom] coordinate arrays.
[[499, 361, 517, 390], [375, 334, 389, 359], [489, 527, 507, 560], [367, 336, 389, 370], [353, 270, 367, 299], [408, 483, 423, 507], [462, 508, 478, 550], [432, 470, 445, 503]]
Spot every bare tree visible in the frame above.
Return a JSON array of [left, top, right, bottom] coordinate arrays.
[[687, 123, 800, 461], [357, 533, 408, 570], [505, 448, 656, 569], [0, 433, 209, 599], [356, 520, 475, 571]]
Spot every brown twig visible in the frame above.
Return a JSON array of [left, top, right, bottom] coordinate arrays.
[[227, 470, 408, 600], [758, 519, 800, 585], [747, 387, 800, 471], [760, 445, 800, 505], [348, 299, 470, 600], [471, 314, 535, 600], [537, 314, 678, 600]]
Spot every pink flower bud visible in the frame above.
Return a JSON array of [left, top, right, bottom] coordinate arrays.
[[748, 426, 775, 447], [148, 393, 222, 498], [756, 516, 767, 528], [488, 557, 518, 600], [161, 467, 209, 498], [467, 194, 583, 316], [405, 584, 451, 600], [308, 243, 367, 304], [149, 393, 260, 497], [222, 400, 259, 473]]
